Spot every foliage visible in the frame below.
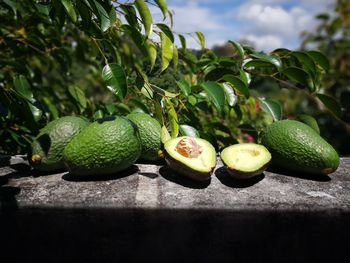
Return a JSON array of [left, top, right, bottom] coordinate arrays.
[[0, 0, 340, 155]]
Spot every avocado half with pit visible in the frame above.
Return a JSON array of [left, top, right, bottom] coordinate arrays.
[[220, 143, 271, 179], [164, 136, 217, 181]]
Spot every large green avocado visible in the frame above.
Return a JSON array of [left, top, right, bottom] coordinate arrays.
[[261, 120, 339, 175], [126, 113, 161, 161], [63, 116, 141, 176], [29, 116, 89, 172]]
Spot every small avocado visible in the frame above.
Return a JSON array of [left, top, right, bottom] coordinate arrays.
[[261, 119, 339, 175], [164, 136, 217, 181], [220, 143, 271, 179], [63, 116, 141, 176], [126, 113, 161, 161], [28, 116, 89, 172], [296, 114, 320, 134]]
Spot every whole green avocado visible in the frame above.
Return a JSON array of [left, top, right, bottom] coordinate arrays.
[[126, 113, 161, 161], [29, 116, 89, 171], [63, 116, 141, 176], [261, 120, 339, 175]]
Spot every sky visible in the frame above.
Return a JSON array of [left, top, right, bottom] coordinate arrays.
[[150, 0, 335, 51]]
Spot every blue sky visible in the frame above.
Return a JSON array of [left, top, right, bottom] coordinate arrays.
[[151, 0, 335, 51]]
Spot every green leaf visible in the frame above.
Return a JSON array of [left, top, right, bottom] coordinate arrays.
[[93, 110, 104, 120], [259, 98, 282, 122], [120, 4, 140, 30], [61, 0, 77, 23], [13, 75, 33, 101], [135, 0, 153, 37], [178, 34, 186, 51], [129, 98, 150, 114], [200, 82, 225, 113], [43, 97, 59, 120], [251, 52, 282, 69], [3, 0, 18, 16], [155, 0, 168, 20], [222, 83, 237, 107], [244, 59, 278, 69], [13, 75, 42, 122], [291, 51, 317, 76], [307, 50, 330, 72], [165, 99, 179, 138], [282, 67, 314, 92], [102, 63, 127, 100], [150, 84, 178, 98], [68, 85, 87, 112], [296, 114, 320, 134], [145, 39, 157, 70], [222, 74, 249, 98], [173, 45, 178, 69], [195, 31, 205, 49], [316, 94, 342, 118], [121, 24, 146, 54], [179, 125, 200, 138], [160, 32, 174, 72], [228, 40, 244, 59], [239, 69, 251, 85], [161, 125, 171, 144], [205, 67, 236, 81], [76, 0, 91, 27], [156, 23, 174, 42], [177, 79, 191, 97], [93, 0, 110, 32]]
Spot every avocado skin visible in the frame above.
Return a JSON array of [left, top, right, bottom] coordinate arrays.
[[222, 161, 270, 179], [164, 151, 213, 181], [29, 116, 89, 172], [261, 120, 339, 175], [126, 113, 161, 161], [296, 114, 320, 134], [63, 116, 141, 176]]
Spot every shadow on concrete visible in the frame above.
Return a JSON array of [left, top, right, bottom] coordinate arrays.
[[159, 166, 211, 189], [0, 155, 11, 167], [62, 165, 139, 182], [139, 172, 158, 179], [267, 165, 332, 182], [215, 167, 265, 188]]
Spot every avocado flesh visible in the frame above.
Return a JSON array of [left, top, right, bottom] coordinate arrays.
[[126, 113, 161, 161], [63, 116, 141, 176], [29, 116, 89, 172], [261, 120, 339, 175], [164, 136, 217, 181], [221, 143, 271, 179]]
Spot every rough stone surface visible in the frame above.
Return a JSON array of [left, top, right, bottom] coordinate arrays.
[[1, 156, 350, 263], [1, 156, 349, 211]]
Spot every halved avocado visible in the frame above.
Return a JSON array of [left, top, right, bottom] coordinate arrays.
[[164, 136, 217, 181], [220, 143, 271, 179]]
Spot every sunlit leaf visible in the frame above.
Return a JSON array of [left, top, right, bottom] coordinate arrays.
[[135, 0, 153, 37], [161, 125, 171, 143], [160, 32, 174, 72], [259, 98, 282, 122], [222, 74, 249, 98], [165, 99, 179, 138], [61, 0, 77, 22], [102, 63, 127, 100], [178, 34, 186, 51], [177, 79, 191, 97], [228, 40, 244, 59], [93, 0, 110, 32], [179, 124, 200, 137], [195, 31, 205, 49], [155, 0, 168, 20], [145, 39, 157, 70], [156, 23, 174, 42], [251, 51, 282, 69], [291, 51, 317, 76], [222, 83, 237, 107]]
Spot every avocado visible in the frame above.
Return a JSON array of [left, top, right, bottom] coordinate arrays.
[[164, 136, 217, 181], [261, 120, 339, 175], [220, 143, 271, 179], [29, 116, 89, 172], [63, 116, 141, 176], [126, 113, 161, 161], [296, 114, 320, 134]]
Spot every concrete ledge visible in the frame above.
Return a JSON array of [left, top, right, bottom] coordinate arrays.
[[1, 156, 350, 262]]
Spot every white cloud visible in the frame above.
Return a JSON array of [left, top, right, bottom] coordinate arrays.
[[244, 34, 283, 51]]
